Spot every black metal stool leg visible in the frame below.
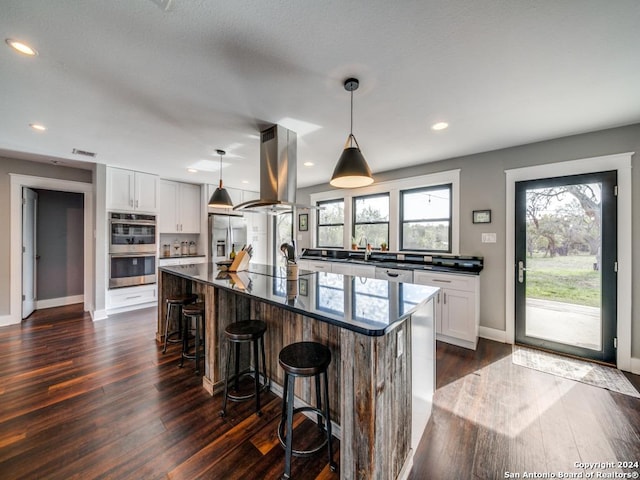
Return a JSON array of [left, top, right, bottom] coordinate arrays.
[[234, 342, 240, 391], [283, 374, 295, 480], [194, 315, 201, 375], [315, 373, 323, 428], [260, 336, 268, 390], [324, 370, 336, 471], [253, 337, 261, 415], [220, 340, 233, 417], [162, 302, 174, 353]]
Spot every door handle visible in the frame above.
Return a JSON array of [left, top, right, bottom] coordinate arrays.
[[518, 261, 527, 283]]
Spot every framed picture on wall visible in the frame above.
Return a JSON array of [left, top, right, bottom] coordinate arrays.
[[472, 209, 492, 224], [299, 278, 308, 296], [298, 213, 308, 231]]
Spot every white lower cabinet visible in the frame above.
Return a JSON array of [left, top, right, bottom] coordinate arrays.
[[297, 259, 332, 272], [158, 256, 206, 267], [413, 271, 480, 350], [106, 284, 157, 314], [297, 259, 376, 278]]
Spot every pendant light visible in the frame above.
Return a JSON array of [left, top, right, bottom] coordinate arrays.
[[208, 149, 233, 208], [330, 78, 374, 188]]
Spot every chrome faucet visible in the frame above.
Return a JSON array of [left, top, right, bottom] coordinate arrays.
[[360, 236, 371, 261]]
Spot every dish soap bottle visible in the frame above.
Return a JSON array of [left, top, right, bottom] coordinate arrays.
[[230, 245, 236, 260]]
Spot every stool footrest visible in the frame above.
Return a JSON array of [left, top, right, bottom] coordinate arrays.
[[225, 371, 269, 401], [277, 406, 330, 457]]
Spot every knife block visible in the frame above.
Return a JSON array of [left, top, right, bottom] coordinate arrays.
[[229, 250, 250, 272]]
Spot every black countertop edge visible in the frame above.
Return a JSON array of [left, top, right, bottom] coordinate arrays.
[[159, 265, 438, 337]]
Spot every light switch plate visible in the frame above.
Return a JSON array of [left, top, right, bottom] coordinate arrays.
[[482, 233, 497, 243]]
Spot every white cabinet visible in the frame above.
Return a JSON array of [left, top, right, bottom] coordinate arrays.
[[106, 284, 157, 313], [159, 180, 201, 234], [158, 256, 206, 266], [107, 167, 159, 213], [375, 267, 413, 283], [413, 271, 480, 350], [297, 259, 332, 272], [297, 259, 376, 278]]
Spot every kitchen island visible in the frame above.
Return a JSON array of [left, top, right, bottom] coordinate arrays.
[[157, 262, 438, 480]]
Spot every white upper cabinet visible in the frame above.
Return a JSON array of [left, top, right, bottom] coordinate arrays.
[[159, 180, 201, 234], [107, 167, 159, 213]]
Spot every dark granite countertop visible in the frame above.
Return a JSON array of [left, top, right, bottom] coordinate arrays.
[[159, 262, 438, 336]]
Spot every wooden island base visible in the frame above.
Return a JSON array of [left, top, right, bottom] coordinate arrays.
[[158, 267, 436, 480]]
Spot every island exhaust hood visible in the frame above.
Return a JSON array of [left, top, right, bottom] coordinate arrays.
[[234, 124, 314, 214]]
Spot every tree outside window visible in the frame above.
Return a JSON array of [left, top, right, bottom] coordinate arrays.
[[400, 185, 451, 252], [317, 199, 344, 247], [353, 193, 389, 248]]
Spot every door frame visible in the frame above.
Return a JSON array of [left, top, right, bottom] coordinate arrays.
[[505, 152, 632, 371], [6, 174, 94, 327]]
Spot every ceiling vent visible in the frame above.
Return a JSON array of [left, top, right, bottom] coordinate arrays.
[[72, 148, 96, 158]]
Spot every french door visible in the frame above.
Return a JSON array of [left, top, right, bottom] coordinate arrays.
[[514, 171, 617, 364]]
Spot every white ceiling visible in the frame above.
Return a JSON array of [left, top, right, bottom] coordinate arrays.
[[2, 1, 640, 190]]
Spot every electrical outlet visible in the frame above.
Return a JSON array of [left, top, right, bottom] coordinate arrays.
[[481, 233, 497, 243], [397, 330, 404, 357]]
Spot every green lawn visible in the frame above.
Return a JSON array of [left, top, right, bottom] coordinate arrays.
[[525, 254, 601, 307]]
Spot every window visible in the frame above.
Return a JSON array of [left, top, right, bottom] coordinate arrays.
[[400, 184, 451, 252], [353, 193, 389, 248], [274, 212, 293, 263], [317, 199, 344, 247]]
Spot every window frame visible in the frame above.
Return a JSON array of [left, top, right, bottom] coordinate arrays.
[[316, 198, 345, 248], [309, 169, 460, 254], [352, 192, 390, 248], [399, 184, 453, 253]]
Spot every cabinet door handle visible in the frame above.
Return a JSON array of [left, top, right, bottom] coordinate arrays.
[[443, 292, 447, 304], [126, 295, 142, 300], [437, 292, 440, 304], [130, 199, 134, 207], [387, 272, 399, 277], [433, 279, 452, 283]]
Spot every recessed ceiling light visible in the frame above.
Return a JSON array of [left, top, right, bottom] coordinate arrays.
[[29, 123, 47, 131], [303, 162, 314, 167], [6, 38, 38, 56], [431, 122, 449, 131], [241, 180, 249, 184], [187, 168, 198, 173]]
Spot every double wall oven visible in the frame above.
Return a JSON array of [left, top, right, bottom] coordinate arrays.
[[109, 213, 157, 288]]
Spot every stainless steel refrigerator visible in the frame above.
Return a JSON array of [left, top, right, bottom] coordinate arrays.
[[209, 214, 248, 263]]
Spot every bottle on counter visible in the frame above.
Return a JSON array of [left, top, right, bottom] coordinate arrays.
[[172, 239, 180, 256], [189, 241, 197, 255], [181, 241, 188, 255], [230, 244, 236, 260], [162, 244, 170, 257]]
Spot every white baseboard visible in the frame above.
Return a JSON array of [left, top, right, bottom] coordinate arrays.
[[630, 357, 640, 375], [36, 295, 84, 310], [479, 325, 508, 344], [105, 301, 156, 317], [91, 309, 108, 321], [0, 314, 19, 327]]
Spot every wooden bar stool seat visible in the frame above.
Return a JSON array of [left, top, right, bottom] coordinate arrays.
[[277, 341, 336, 479], [219, 320, 268, 417], [162, 293, 198, 354]]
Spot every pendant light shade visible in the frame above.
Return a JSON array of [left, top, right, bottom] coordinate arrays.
[[330, 78, 374, 188], [208, 149, 233, 208]]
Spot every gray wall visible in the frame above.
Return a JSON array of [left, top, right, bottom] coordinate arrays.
[[0, 156, 92, 314], [298, 123, 640, 357], [34, 189, 84, 300]]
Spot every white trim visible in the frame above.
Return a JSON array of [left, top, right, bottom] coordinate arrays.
[[0, 314, 15, 327], [35, 295, 84, 310], [479, 325, 507, 344], [9, 174, 94, 326], [630, 357, 640, 376], [91, 309, 108, 321], [505, 152, 633, 371], [309, 169, 461, 254]]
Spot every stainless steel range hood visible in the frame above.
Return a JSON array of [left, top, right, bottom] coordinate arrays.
[[234, 125, 313, 214]]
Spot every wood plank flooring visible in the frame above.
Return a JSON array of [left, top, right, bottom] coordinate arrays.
[[1, 304, 639, 479]]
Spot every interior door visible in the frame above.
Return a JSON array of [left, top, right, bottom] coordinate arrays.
[[22, 187, 38, 319], [515, 171, 617, 364]]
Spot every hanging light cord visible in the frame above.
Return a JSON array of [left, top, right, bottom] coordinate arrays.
[[345, 87, 361, 151]]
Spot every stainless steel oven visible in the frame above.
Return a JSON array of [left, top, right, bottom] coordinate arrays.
[[109, 212, 157, 254], [109, 212, 157, 288], [109, 253, 156, 289]]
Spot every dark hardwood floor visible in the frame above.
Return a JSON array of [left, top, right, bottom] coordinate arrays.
[[1, 304, 639, 479]]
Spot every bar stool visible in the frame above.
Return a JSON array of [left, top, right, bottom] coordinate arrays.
[[277, 341, 336, 479], [219, 320, 268, 417], [162, 293, 198, 353], [179, 302, 205, 375]]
